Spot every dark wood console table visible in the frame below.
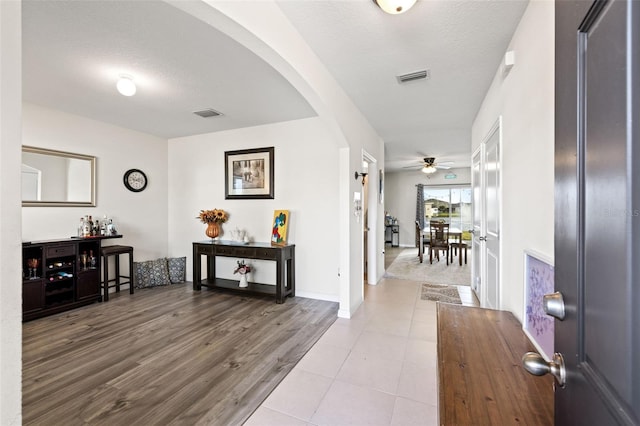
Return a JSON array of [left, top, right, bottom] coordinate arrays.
[[192, 240, 295, 303]]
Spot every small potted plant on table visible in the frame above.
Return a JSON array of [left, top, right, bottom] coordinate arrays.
[[234, 260, 252, 288]]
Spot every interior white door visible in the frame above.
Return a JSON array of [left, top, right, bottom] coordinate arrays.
[[472, 118, 501, 309], [471, 148, 482, 297], [483, 124, 500, 309]]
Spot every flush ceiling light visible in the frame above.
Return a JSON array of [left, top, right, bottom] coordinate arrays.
[[422, 164, 437, 174], [374, 0, 417, 14], [116, 75, 136, 96]]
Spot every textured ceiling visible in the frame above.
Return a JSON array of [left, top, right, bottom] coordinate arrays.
[[22, 0, 316, 139], [22, 0, 528, 170], [277, 0, 529, 170]]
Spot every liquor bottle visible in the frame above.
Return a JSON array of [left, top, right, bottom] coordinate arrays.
[[107, 219, 116, 235], [83, 215, 91, 237], [78, 217, 85, 237], [88, 216, 94, 236], [93, 220, 100, 236], [101, 215, 108, 235]]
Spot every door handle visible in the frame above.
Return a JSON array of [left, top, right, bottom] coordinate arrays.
[[543, 291, 565, 320], [478, 236, 487, 241], [522, 352, 566, 387]]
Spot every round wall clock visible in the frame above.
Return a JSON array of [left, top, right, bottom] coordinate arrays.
[[123, 169, 148, 192]]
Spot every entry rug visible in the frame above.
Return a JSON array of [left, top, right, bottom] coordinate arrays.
[[421, 283, 462, 304]]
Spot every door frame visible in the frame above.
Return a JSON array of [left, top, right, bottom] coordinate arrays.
[[362, 149, 378, 289]]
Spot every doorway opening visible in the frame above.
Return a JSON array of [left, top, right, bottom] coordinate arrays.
[[361, 150, 378, 297]]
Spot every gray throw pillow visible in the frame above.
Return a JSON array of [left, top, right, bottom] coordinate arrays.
[[166, 257, 186, 284], [133, 261, 152, 289], [149, 258, 171, 287]]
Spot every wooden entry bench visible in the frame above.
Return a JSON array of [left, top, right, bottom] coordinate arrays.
[[437, 304, 554, 425]]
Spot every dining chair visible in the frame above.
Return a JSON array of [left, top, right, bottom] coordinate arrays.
[[415, 221, 430, 263], [449, 232, 468, 266], [429, 222, 450, 265]]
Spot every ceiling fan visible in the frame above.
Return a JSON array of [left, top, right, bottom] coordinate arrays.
[[403, 157, 454, 174]]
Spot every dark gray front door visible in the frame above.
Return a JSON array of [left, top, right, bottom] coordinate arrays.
[[555, 0, 639, 424]]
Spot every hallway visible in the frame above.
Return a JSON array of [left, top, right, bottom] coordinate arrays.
[[246, 246, 476, 425]]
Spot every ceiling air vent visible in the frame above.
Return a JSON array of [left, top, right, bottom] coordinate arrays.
[[396, 69, 430, 84], [193, 108, 223, 118]]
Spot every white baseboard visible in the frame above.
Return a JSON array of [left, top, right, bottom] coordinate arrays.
[[337, 309, 351, 319]]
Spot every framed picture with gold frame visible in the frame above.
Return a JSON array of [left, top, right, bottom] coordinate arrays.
[[271, 210, 289, 245]]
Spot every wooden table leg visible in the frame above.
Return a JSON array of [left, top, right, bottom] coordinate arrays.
[[207, 254, 215, 284], [128, 250, 134, 294], [276, 254, 283, 304], [115, 255, 120, 293], [288, 251, 295, 298], [192, 245, 201, 291], [103, 254, 109, 301]]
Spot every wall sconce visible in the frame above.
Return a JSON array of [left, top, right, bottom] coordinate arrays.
[[354, 171, 368, 185]]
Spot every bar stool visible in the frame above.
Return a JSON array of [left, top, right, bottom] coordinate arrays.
[[101, 245, 134, 301]]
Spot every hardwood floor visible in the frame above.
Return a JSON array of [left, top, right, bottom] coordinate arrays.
[[22, 283, 338, 425], [384, 245, 404, 268]]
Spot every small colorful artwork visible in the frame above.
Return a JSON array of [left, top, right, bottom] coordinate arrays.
[[523, 250, 555, 361], [271, 210, 289, 245]]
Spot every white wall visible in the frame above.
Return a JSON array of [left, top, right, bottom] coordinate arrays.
[[168, 117, 341, 301], [472, 0, 554, 321], [22, 103, 169, 262], [384, 168, 471, 247], [172, 0, 386, 317], [0, 1, 23, 423]]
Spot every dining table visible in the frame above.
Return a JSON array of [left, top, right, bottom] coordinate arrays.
[[418, 226, 465, 264]]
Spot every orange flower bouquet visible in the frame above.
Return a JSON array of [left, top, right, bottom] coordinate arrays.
[[197, 209, 228, 224]]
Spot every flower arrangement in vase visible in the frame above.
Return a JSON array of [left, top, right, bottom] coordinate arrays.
[[197, 208, 228, 239], [234, 260, 252, 288]]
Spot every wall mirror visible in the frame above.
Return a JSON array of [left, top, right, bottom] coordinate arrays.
[[22, 146, 96, 207]]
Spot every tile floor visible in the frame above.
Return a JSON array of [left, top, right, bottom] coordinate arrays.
[[245, 249, 477, 426]]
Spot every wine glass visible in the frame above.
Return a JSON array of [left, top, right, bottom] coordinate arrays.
[[27, 258, 39, 279], [26, 258, 33, 279], [80, 253, 88, 270]]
